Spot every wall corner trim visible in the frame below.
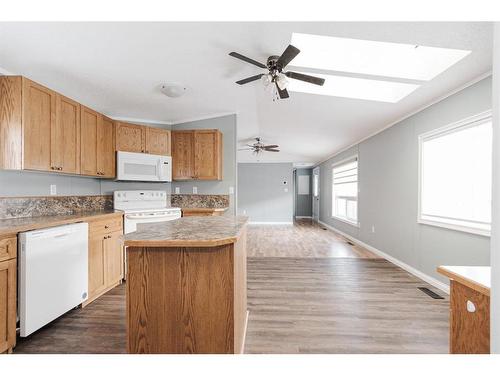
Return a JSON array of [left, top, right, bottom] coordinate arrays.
[[318, 220, 450, 294]]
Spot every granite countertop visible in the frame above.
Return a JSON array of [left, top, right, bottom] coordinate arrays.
[[0, 210, 123, 236], [438, 265, 490, 296], [124, 215, 248, 248]]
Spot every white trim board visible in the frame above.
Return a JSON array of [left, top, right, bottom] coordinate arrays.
[[295, 216, 312, 219], [318, 220, 450, 294], [248, 221, 294, 225]]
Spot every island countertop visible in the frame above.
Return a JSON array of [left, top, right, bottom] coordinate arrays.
[[124, 215, 248, 247]]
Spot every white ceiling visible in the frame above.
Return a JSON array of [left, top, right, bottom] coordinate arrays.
[[0, 22, 493, 164]]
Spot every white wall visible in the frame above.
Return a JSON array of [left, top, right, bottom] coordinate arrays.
[[318, 77, 492, 289], [491, 23, 500, 354]]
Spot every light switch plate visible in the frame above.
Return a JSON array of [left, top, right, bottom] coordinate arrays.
[[50, 185, 57, 195], [192, 186, 198, 194], [284, 188, 289, 193], [229, 186, 234, 194], [175, 187, 180, 194]]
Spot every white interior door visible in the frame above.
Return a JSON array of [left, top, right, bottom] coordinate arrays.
[[312, 167, 320, 222]]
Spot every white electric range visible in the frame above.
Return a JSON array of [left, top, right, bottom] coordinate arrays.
[[113, 190, 181, 234]]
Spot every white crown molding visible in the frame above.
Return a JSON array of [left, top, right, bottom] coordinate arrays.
[[318, 220, 450, 294], [313, 70, 493, 167], [109, 115, 172, 126], [171, 112, 237, 125]]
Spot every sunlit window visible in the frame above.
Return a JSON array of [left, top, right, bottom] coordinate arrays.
[[419, 111, 492, 236], [332, 157, 358, 225]]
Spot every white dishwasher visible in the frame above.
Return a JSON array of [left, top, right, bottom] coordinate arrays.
[[18, 222, 89, 337]]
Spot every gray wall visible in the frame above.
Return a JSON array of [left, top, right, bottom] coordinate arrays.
[[171, 114, 237, 214], [237, 163, 293, 223], [295, 168, 313, 217], [318, 77, 492, 285], [0, 169, 171, 197]]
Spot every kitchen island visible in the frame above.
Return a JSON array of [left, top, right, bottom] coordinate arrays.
[[124, 215, 248, 354]]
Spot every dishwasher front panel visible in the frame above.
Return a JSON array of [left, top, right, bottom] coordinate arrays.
[[18, 222, 89, 337]]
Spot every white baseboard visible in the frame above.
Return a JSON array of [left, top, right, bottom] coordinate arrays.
[[295, 216, 312, 219], [318, 220, 450, 294], [249, 221, 294, 225]]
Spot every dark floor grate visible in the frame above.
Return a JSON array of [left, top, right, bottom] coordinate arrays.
[[346, 241, 355, 246], [418, 287, 444, 299]]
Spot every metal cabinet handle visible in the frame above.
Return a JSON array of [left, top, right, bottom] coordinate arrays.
[[104, 225, 109, 229]]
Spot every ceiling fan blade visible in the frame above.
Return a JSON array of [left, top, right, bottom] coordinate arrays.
[[264, 148, 280, 152], [262, 145, 279, 149], [236, 74, 264, 85], [276, 45, 300, 69], [229, 52, 267, 69], [276, 83, 289, 99], [285, 71, 325, 86]]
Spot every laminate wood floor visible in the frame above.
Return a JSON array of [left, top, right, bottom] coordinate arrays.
[[247, 219, 379, 258], [14, 221, 449, 354]]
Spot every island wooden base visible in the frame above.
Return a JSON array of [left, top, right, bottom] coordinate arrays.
[[126, 228, 247, 354]]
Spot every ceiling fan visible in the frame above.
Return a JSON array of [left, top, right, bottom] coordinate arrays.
[[229, 44, 325, 99], [238, 137, 280, 154]]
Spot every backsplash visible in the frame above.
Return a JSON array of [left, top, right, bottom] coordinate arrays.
[[170, 194, 230, 209], [0, 195, 113, 219]]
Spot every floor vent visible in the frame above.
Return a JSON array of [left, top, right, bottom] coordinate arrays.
[[346, 241, 355, 246], [322, 227, 327, 230], [418, 287, 444, 300]]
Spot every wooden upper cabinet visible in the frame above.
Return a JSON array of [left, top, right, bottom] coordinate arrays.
[[22, 78, 56, 172], [97, 117, 115, 177], [116, 122, 171, 156], [53, 94, 81, 174], [172, 131, 195, 180], [172, 129, 222, 181], [194, 130, 222, 180], [0, 77, 22, 170], [115, 122, 144, 153], [145, 127, 171, 156], [80, 106, 100, 176]]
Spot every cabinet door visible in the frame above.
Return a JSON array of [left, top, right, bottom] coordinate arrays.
[[88, 235, 106, 300], [53, 95, 81, 174], [104, 231, 123, 286], [80, 106, 101, 176], [172, 131, 195, 180], [115, 122, 144, 153], [0, 259, 16, 353], [97, 117, 115, 177], [194, 130, 222, 180], [22, 78, 56, 171], [146, 127, 171, 156]]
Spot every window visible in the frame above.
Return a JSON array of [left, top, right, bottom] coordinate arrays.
[[313, 173, 319, 198], [419, 111, 492, 236], [332, 157, 358, 225]]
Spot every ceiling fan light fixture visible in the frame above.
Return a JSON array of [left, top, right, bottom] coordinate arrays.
[[276, 74, 289, 90], [261, 73, 272, 86]]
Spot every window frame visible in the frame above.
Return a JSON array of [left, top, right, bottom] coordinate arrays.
[[331, 155, 359, 227], [417, 110, 492, 237]]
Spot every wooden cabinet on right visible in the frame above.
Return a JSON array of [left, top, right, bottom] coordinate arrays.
[[172, 129, 222, 181], [85, 216, 124, 306], [116, 122, 171, 156]]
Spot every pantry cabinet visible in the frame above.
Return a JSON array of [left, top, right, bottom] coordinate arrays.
[[172, 129, 222, 180], [0, 236, 17, 354], [116, 121, 171, 156]]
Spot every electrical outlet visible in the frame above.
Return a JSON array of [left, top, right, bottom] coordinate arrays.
[[229, 186, 234, 195], [371, 225, 375, 233], [50, 185, 57, 195], [284, 188, 289, 193], [175, 187, 180, 194], [192, 186, 198, 194]]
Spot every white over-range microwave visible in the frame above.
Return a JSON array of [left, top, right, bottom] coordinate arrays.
[[116, 151, 172, 182]]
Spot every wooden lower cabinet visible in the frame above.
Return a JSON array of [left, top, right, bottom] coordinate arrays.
[[0, 235, 17, 354], [450, 280, 490, 354], [85, 217, 124, 306]]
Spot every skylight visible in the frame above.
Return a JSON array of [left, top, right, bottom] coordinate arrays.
[[287, 73, 420, 103], [290, 33, 471, 81]]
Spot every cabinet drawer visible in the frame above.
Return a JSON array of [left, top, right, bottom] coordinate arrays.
[[88, 216, 123, 235], [0, 236, 17, 262]]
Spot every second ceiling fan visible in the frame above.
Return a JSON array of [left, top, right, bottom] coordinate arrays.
[[229, 44, 325, 99]]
